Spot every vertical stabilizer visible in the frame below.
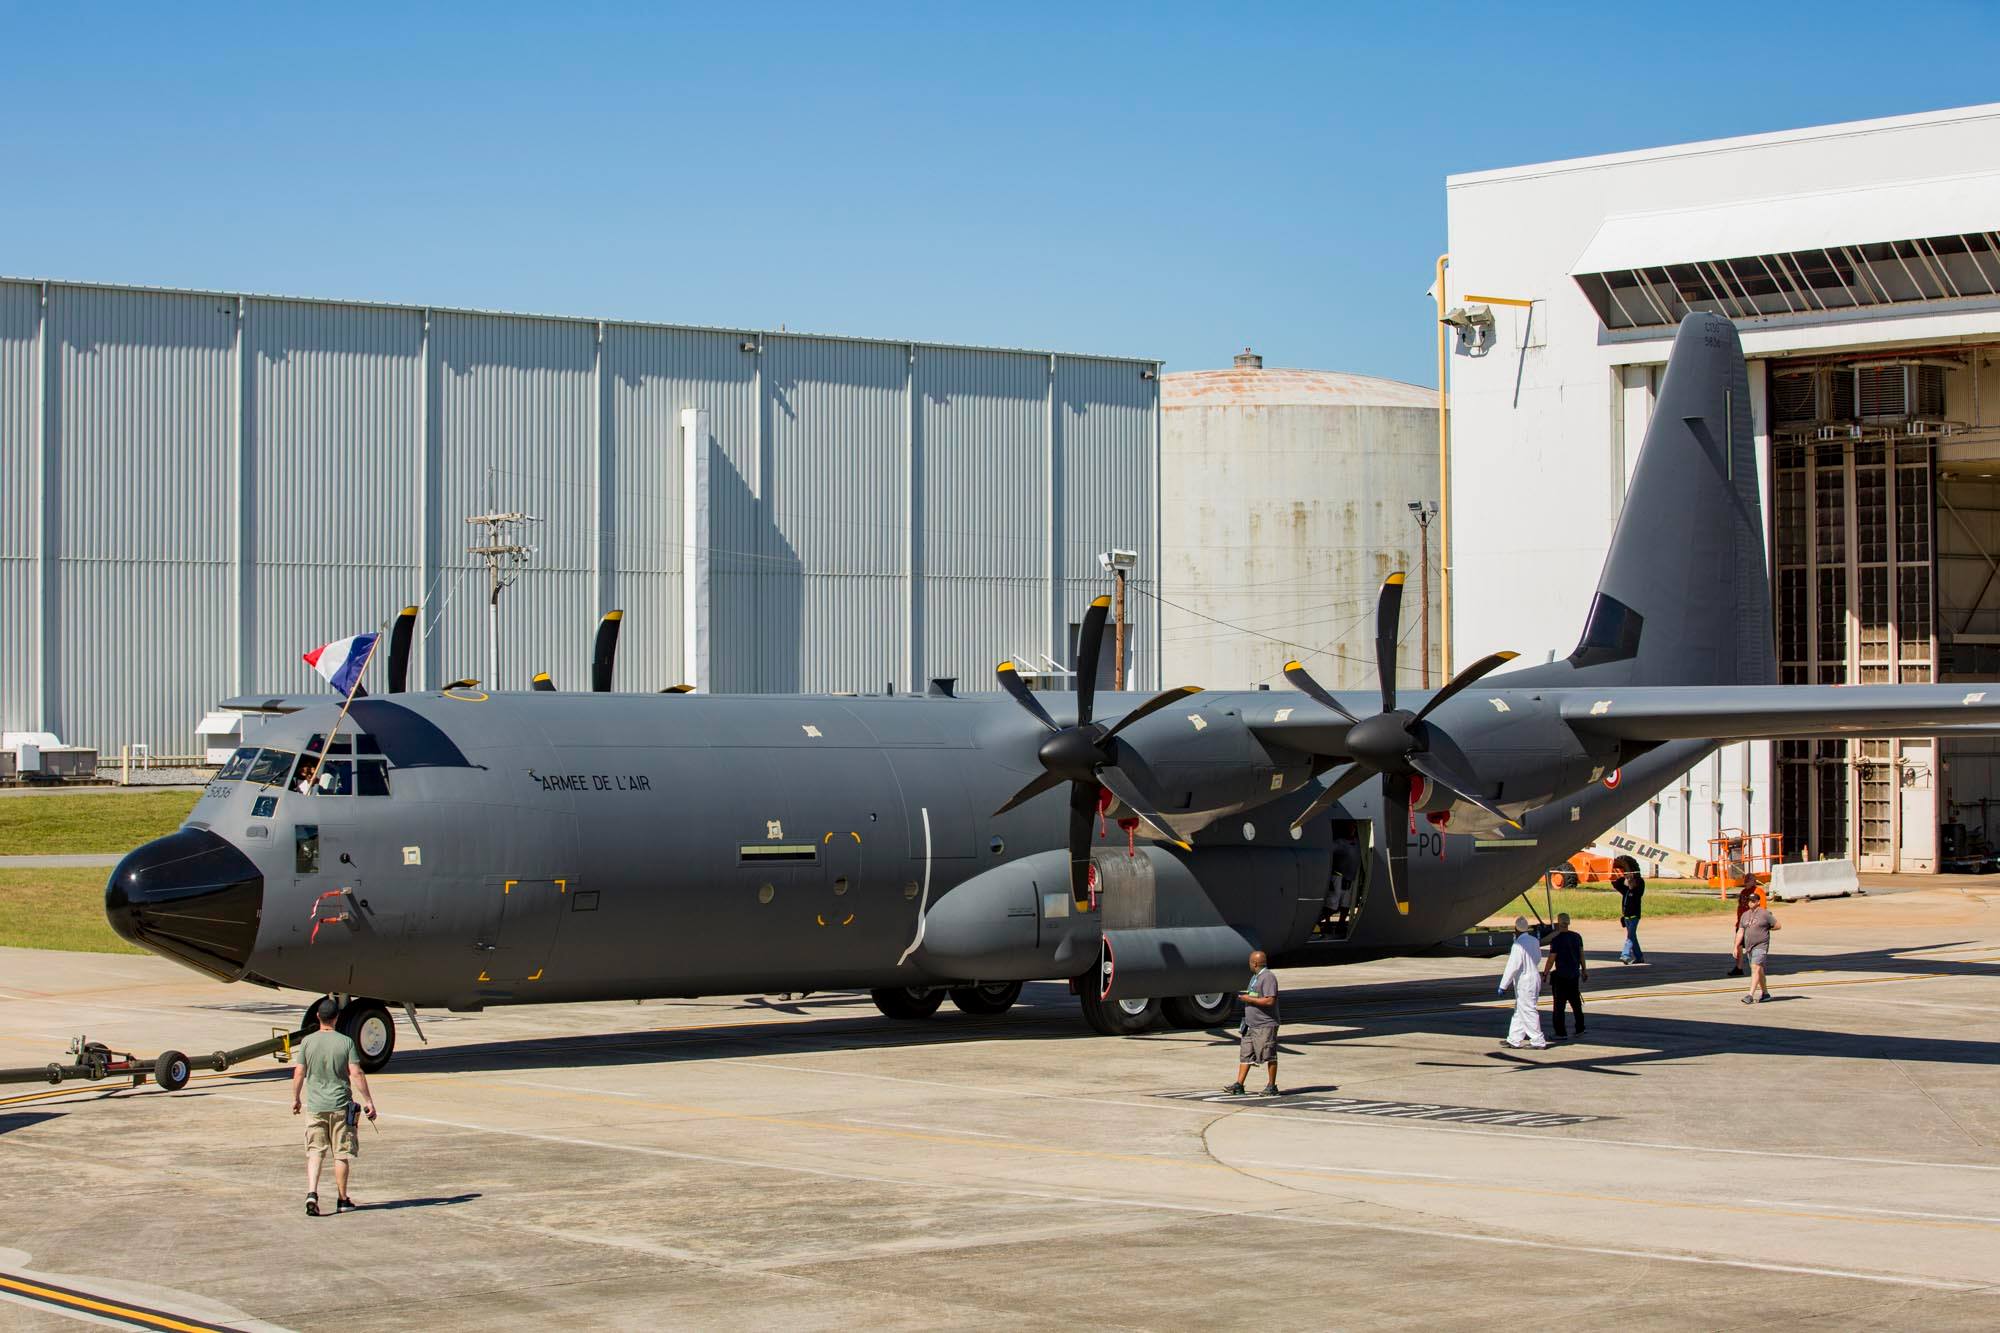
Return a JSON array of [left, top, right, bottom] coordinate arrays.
[[1524, 313, 1771, 688]]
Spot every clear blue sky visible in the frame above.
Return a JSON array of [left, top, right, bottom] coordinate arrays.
[[5, 3, 1998, 386]]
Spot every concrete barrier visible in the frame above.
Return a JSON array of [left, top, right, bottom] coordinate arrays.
[[1769, 858, 1861, 901]]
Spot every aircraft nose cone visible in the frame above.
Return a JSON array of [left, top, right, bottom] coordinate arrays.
[[106, 828, 264, 981]]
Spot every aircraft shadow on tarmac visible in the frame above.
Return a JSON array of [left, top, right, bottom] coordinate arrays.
[[215, 941, 2000, 1083], [0, 1113, 63, 1137]]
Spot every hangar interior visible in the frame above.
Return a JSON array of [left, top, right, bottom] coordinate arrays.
[[1580, 234, 2000, 869]]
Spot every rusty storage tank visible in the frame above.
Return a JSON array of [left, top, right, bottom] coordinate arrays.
[[1160, 349, 1439, 691]]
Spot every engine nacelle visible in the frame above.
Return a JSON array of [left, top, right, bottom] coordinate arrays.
[[1109, 703, 1315, 834], [1413, 693, 1620, 832]]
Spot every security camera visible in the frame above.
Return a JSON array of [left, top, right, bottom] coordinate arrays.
[[1441, 305, 1496, 354]]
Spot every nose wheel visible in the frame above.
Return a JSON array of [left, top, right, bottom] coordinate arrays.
[[306, 997, 398, 1072]]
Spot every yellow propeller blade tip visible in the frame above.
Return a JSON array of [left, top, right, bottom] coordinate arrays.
[[399, 605, 418, 616], [1497, 650, 1518, 661], [603, 610, 623, 621], [998, 661, 1016, 673], [1385, 572, 1407, 586], [1284, 660, 1304, 673], [1090, 595, 1112, 609], [532, 672, 551, 681]]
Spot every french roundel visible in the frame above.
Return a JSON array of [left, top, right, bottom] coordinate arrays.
[[1604, 768, 1622, 789]]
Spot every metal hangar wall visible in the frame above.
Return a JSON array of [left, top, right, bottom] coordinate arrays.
[[0, 278, 1161, 755]]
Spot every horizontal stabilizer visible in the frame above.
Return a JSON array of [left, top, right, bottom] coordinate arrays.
[[1560, 684, 2000, 742]]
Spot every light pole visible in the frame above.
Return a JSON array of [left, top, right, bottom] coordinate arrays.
[[1407, 500, 1437, 688], [1098, 548, 1139, 689]]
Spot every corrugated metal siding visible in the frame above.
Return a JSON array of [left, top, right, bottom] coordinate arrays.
[[51, 286, 235, 748], [1056, 357, 1158, 688], [914, 347, 1049, 688], [247, 299, 425, 693], [601, 325, 757, 691], [0, 281, 39, 735], [759, 336, 908, 693], [3, 277, 1157, 751], [428, 312, 597, 692]]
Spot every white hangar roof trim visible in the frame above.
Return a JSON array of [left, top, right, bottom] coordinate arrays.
[[1569, 171, 2000, 275]]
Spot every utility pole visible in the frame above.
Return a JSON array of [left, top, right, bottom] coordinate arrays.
[[465, 510, 539, 688], [1099, 548, 1139, 689], [1407, 501, 1437, 688]]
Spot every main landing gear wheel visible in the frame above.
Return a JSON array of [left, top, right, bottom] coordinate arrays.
[[1163, 992, 1235, 1029], [948, 981, 1023, 1016], [337, 999, 396, 1073], [871, 987, 946, 1020], [1078, 989, 1162, 1036], [153, 1049, 191, 1092]]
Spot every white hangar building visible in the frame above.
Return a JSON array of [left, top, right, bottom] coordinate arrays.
[[1447, 102, 2000, 873]]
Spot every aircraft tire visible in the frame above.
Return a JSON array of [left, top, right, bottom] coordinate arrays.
[[1077, 990, 1162, 1036], [154, 1049, 191, 1092], [337, 999, 397, 1073], [948, 981, 1022, 1016], [1162, 992, 1236, 1029], [871, 987, 946, 1020]]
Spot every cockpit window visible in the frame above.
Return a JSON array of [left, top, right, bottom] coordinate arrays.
[[290, 732, 391, 796], [246, 749, 296, 786], [216, 747, 257, 781]]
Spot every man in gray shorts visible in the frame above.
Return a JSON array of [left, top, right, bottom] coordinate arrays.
[[1223, 950, 1281, 1096], [1734, 899, 1781, 1004]]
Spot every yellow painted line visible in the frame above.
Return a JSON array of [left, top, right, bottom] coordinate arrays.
[[1462, 293, 1537, 307], [476, 1080, 2000, 1235], [0, 1271, 234, 1332]]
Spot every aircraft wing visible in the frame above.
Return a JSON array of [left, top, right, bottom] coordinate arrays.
[[1558, 684, 2000, 742]]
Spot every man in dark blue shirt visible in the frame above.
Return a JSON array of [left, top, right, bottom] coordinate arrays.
[[1541, 911, 1587, 1040]]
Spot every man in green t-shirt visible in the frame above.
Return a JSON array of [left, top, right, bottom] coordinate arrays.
[[290, 998, 379, 1215]]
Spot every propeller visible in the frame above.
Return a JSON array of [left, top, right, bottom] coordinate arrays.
[[658, 684, 695, 694], [386, 606, 418, 693], [1283, 573, 1519, 911], [992, 595, 1201, 909], [592, 610, 623, 692], [531, 672, 556, 692]]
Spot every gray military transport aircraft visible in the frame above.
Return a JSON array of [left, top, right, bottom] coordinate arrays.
[[107, 314, 2000, 1070]]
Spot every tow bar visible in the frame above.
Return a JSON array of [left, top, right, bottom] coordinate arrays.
[[0, 1026, 308, 1100]]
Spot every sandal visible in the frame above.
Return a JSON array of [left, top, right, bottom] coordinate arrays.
[[306, 1192, 320, 1217]]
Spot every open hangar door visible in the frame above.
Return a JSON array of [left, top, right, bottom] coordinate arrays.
[[1769, 343, 2000, 871]]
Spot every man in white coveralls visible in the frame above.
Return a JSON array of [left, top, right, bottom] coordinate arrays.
[[1497, 916, 1547, 1050]]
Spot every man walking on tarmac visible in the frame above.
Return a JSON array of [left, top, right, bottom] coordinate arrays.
[[1223, 950, 1282, 1095], [292, 998, 378, 1215], [1498, 917, 1547, 1049]]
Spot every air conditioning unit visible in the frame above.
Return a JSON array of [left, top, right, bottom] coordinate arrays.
[[1833, 363, 1949, 423]]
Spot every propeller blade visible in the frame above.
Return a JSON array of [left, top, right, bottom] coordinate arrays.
[[992, 769, 1067, 817], [1289, 763, 1373, 831], [659, 683, 695, 694], [1096, 767, 1190, 850], [1413, 650, 1519, 724], [387, 606, 417, 693], [592, 609, 624, 693], [531, 672, 556, 692], [1104, 684, 1202, 739], [1407, 750, 1518, 828], [1074, 595, 1112, 728], [1282, 660, 1361, 726], [996, 661, 1060, 733], [443, 677, 480, 690], [1067, 783, 1098, 910], [1383, 772, 1411, 915], [1375, 572, 1405, 714]]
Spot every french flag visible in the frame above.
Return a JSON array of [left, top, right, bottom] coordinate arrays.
[[302, 633, 378, 696]]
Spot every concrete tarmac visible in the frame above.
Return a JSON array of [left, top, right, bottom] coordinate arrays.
[[2, 885, 1997, 1330]]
